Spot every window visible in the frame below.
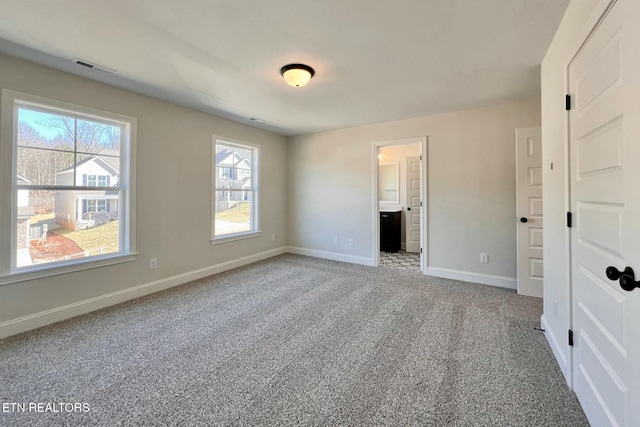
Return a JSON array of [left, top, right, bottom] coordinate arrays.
[[219, 167, 232, 179], [0, 90, 136, 283], [86, 200, 107, 213], [212, 137, 259, 242], [86, 174, 109, 187]]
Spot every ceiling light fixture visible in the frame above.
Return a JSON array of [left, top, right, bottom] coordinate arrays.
[[280, 63, 315, 87]]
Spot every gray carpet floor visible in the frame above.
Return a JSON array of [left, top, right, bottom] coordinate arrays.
[[0, 254, 588, 426]]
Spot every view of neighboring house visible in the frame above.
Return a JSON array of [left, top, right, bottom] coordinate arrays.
[[55, 153, 119, 231], [16, 175, 34, 266], [215, 148, 252, 211]]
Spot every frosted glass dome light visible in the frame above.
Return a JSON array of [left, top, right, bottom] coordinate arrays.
[[280, 64, 315, 87]]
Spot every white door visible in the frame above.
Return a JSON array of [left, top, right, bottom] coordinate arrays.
[[569, 1, 640, 426], [516, 127, 543, 298], [405, 156, 421, 253]]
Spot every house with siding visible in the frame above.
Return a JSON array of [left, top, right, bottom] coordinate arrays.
[[55, 154, 119, 230], [215, 148, 252, 211]]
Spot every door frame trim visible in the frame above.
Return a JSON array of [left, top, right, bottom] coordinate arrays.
[[372, 136, 428, 274]]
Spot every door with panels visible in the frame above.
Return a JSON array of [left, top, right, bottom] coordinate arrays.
[[568, 0, 640, 425], [516, 127, 543, 298], [405, 156, 421, 254]]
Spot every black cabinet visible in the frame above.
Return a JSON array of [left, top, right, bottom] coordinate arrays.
[[380, 211, 401, 252]]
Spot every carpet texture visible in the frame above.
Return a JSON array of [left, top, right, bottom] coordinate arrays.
[[0, 254, 588, 426]]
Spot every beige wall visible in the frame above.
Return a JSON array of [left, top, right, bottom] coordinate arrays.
[[540, 0, 604, 381], [0, 55, 287, 330], [288, 96, 541, 279]]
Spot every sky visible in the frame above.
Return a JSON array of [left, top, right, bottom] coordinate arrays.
[[18, 107, 122, 149], [18, 108, 66, 140]]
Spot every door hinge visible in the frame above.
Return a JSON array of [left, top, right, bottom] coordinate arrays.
[[420, 248, 423, 253], [568, 329, 574, 347], [566, 94, 571, 111], [420, 155, 422, 161], [567, 211, 572, 228], [420, 201, 423, 207]]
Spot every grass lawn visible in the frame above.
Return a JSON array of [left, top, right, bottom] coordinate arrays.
[[216, 203, 250, 223], [54, 220, 119, 255], [30, 212, 55, 227]]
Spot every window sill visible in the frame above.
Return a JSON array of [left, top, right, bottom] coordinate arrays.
[[0, 252, 138, 286], [210, 231, 262, 245]]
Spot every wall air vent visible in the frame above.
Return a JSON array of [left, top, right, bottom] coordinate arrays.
[[72, 58, 116, 74]]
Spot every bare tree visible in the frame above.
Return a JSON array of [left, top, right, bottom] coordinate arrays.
[[16, 122, 45, 183], [39, 116, 117, 151], [18, 122, 43, 147], [16, 122, 56, 206]]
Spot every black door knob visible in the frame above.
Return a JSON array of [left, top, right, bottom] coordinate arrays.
[[407, 207, 411, 211], [619, 275, 640, 292], [606, 266, 640, 292], [520, 217, 528, 223], [606, 266, 634, 281]]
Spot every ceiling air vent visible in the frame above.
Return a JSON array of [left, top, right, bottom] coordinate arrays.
[[72, 58, 116, 74]]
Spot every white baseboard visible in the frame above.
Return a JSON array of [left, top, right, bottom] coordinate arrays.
[[541, 315, 571, 387], [426, 266, 517, 290], [0, 247, 286, 339], [286, 246, 376, 267]]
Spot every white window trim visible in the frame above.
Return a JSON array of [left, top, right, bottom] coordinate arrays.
[[0, 89, 137, 285], [210, 230, 262, 245], [211, 136, 260, 243]]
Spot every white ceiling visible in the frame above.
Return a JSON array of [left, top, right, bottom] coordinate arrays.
[[0, 0, 569, 136]]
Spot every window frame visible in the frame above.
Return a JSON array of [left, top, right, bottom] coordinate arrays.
[[0, 90, 137, 285], [86, 199, 107, 213], [211, 136, 260, 244]]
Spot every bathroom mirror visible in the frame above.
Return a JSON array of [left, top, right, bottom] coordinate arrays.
[[378, 163, 399, 203]]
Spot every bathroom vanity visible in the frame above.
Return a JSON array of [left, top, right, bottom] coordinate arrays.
[[380, 206, 401, 252]]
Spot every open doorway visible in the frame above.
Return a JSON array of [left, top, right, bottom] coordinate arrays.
[[373, 137, 427, 273]]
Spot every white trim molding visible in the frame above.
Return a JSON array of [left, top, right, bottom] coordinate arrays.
[[286, 246, 376, 267], [0, 247, 286, 339], [541, 315, 571, 385], [426, 266, 517, 290], [372, 136, 428, 274]]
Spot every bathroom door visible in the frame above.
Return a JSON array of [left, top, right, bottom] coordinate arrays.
[[405, 156, 421, 253]]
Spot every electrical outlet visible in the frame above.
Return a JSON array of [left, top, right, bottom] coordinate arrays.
[[333, 237, 339, 245], [480, 253, 488, 263], [271, 233, 276, 242], [150, 258, 158, 269], [348, 239, 354, 247]]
